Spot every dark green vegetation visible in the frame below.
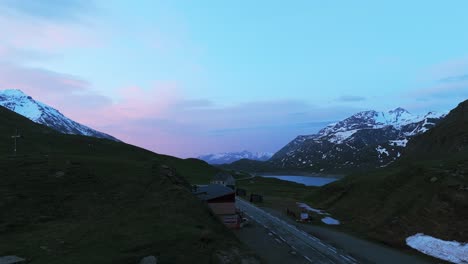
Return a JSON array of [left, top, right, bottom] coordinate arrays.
[[306, 100, 468, 247], [0, 107, 257, 264]]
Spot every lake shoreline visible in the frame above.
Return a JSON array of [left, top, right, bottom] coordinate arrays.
[[256, 171, 344, 179], [258, 175, 339, 187]]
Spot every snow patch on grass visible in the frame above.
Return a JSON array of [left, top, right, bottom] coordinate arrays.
[[389, 139, 408, 147], [321, 217, 340, 225], [376, 145, 389, 156], [296, 202, 329, 215], [406, 233, 468, 264]]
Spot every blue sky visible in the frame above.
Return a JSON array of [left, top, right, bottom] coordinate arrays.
[[0, 0, 467, 157]]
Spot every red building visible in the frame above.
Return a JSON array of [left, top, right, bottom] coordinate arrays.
[[193, 184, 241, 229]]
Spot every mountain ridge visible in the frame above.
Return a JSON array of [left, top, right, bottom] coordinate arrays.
[[223, 107, 446, 173], [198, 150, 273, 164], [0, 89, 118, 141], [268, 107, 446, 172]]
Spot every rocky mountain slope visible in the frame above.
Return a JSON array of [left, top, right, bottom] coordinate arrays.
[[269, 107, 446, 172], [198, 150, 273, 164], [0, 89, 118, 141], [306, 99, 468, 249]]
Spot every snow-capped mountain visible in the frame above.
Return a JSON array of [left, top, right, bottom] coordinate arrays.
[[0, 89, 118, 141], [270, 107, 446, 171], [198, 150, 273, 164]]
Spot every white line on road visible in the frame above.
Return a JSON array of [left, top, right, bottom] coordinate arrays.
[[236, 198, 356, 264]]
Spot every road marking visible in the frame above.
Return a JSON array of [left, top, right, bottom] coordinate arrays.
[[343, 255, 357, 263], [236, 198, 356, 264]]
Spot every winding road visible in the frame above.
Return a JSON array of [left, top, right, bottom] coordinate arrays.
[[236, 198, 359, 264]]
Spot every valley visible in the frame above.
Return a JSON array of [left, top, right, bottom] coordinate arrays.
[[230, 100, 468, 264], [2, 2, 467, 263], [1, 90, 466, 264]]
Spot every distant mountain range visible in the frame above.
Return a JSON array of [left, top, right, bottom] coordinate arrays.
[[224, 107, 447, 173], [0, 89, 118, 141], [198, 150, 273, 164]]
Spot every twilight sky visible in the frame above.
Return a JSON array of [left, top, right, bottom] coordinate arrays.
[[0, 0, 467, 158]]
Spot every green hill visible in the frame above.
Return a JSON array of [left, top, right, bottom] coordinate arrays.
[[306, 100, 468, 247], [0, 106, 257, 263]]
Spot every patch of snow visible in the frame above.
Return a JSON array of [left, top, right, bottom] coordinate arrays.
[[406, 233, 468, 264], [0, 89, 42, 120], [376, 146, 389, 156], [0, 255, 26, 264], [321, 217, 340, 225], [296, 202, 329, 215], [389, 139, 408, 147], [327, 129, 359, 144], [385, 107, 420, 128]]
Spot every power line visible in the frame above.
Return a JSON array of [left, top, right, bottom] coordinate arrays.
[[11, 128, 22, 156]]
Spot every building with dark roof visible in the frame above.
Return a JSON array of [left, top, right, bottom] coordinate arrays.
[[193, 184, 240, 229]]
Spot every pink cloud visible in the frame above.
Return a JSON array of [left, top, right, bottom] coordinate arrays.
[[0, 62, 358, 158], [0, 61, 112, 121], [0, 62, 88, 93]]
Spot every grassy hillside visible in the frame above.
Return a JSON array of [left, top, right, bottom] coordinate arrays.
[[305, 100, 468, 247], [0, 107, 257, 264]]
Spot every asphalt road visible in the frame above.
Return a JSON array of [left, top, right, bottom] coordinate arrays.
[[236, 198, 359, 264]]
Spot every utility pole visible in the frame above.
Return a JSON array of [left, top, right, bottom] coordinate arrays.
[[11, 129, 22, 156]]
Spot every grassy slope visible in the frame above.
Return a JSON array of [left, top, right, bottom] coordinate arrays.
[[305, 100, 468, 247], [157, 156, 221, 184], [0, 107, 256, 264]]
